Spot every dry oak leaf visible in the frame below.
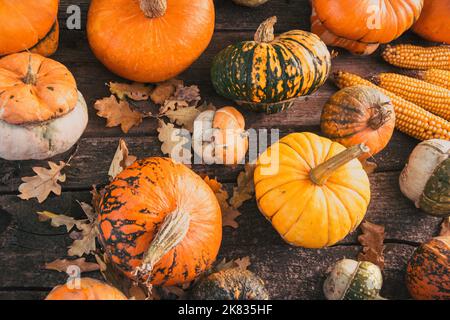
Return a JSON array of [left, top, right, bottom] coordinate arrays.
[[68, 221, 98, 257], [173, 85, 201, 105], [18, 161, 67, 203], [439, 217, 450, 237], [163, 105, 201, 132], [229, 164, 256, 209], [159, 99, 189, 115], [77, 201, 96, 222], [216, 256, 251, 272], [234, 256, 251, 270], [157, 120, 192, 161], [94, 95, 143, 133], [37, 210, 86, 232], [109, 82, 152, 101], [91, 185, 105, 215], [45, 258, 100, 273], [204, 176, 241, 229], [150, 79, 184, 105], [108, 139, 137, 180], [357, 220, 385, 270]]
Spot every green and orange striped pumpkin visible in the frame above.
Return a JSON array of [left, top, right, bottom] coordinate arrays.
[[211, 16, 331, 114], [98, 157, 222, 287]]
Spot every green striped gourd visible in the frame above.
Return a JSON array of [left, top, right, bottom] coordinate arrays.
[[211, 16, 331, 114]]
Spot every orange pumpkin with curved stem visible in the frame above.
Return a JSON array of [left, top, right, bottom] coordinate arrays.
[[99, 157, 222, 287], [0, 0, 59, 56], [311, 0, 424, 55], [413, 0, 450, 43], [87, 0, 215, 82], [254, 132, 371, 248], [46, 278, 127, 300]]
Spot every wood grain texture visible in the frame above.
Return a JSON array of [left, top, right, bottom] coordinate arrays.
[[0, 0, 443, 300]]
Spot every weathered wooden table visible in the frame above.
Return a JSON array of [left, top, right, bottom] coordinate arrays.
[[0, 0, 444, 300]]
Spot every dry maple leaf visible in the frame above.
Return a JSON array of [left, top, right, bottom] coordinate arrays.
[[439, 217, 450, 237], [229, 164, 256, 209], [109, 82, 152, 101], [45, 258, 100, 273], [94, 95, 143, 133], [18, 161, 67, 203], [204, 176, 241, 228], [157, 120, 192, 162], [163, 105, 201, 132], [108, 139, 137, 180], [150, 79, 184, 104], [357, 220, 385, 270]]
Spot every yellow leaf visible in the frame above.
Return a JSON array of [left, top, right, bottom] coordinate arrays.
[[109, 82, 152, 101], [18, 161, 67, 203], [230, 164, 256, 209], [94, 95, 143, 133], [108, 139, 137, 180]]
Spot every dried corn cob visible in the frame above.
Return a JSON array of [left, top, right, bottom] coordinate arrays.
[[333, 71, 450, 141], [402, 69, 450, 90], [370, 73, 450, 121], [382, 45, 450, 70]]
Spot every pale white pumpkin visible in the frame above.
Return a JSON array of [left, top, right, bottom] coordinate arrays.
[[0, 91, 88, 160], [399, 139, 450, 217]]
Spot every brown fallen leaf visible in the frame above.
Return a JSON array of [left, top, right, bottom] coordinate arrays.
[[18, 161, 67, 203], [94, 95, 143, 133], [216, 256, 251, 272], [45, 258, 100, 273], [357, 220, 385, 270], [163, 105, 201, 132], [234, 256, 251, 270], [68, 222, 98, 257], [204, 176, 241, 228], [150, 79, 183, 104], [229, 164, 256, 209], [37, 210, 86, 232], [77, 201, 96, 222], [109, 82, 152, 101], [91, 185, 105, 215], [439, 217, 450, 237], [108, 139, 137, 180], [159, 99, 189, 115], [173, 85, 201, 105], [161, 286, 188, 300], [157, 120, 192, 162]]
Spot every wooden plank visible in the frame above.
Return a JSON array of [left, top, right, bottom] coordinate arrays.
[[0, 291, 48, 300]]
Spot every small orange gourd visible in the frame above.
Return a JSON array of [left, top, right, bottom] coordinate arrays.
[[0, 0, 59, 56], [87, 0, 215, 82], [254, 132, 371, 248], [45, 278, 127, 300]]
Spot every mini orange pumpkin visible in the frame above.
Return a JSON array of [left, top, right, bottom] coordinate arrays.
[[254, 132, 371, 248], [87, 0, 215, 82], [406, 236, 450, 300], [193, 106, 248, 164], [0, 0, 59, 56], [99, 157, 222, 287], [413, 0, 450, 43], [311, 0, 424, 55], [45, 278, 127, 300], [321, 86, 395, 161]]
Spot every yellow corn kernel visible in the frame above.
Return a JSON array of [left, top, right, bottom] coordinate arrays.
[[403, 69, 450, 91], [333, 71, 450, 141], [371, 73, 450, 121], [382, 45, 450, 70]]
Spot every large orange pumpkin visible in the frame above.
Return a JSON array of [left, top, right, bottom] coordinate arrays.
[[311, 0, 424, 55], [413, 0, 450, 43], [45, 278, 127, 300], [99, 157, 222, 286], [321, 86, 395, 161], [406, 236, 450, 300], [0, 0, 59, 56], [87, 0, 215, 82], [254, 132, 371, 248]]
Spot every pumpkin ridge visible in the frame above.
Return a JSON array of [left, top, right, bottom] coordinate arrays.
[[278, 140, 313, 170], [323, 184, 357, 233]]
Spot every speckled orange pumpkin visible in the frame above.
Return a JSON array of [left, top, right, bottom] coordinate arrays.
[[406, 236, 450, 300], [99, 157, 222, 287], [45, 278, 127, 300]]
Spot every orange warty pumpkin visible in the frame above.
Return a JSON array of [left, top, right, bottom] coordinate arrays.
[[87, 0, 215, 82], [0, 0, 59, 56], [254, 132, 371, 248], [99, 157, 222, 286], [406, 236, 450, 300], [45, 278, 127, 300], [311, 0, 424, 55], [321, 86, 395, 161], [413, 0, 450, 43]]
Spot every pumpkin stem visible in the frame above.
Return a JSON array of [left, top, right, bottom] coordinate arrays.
[[133, 208, 190, 286], [310, 144, 370, 186], [254, 16, 277, 43], [23, 54, 37, 85], [139, 0, 167, 18]]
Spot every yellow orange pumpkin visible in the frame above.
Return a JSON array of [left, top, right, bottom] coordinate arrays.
[[45, 278, 127, 300], [413, 0, 450, 43], [254, 132, 371, 248]]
